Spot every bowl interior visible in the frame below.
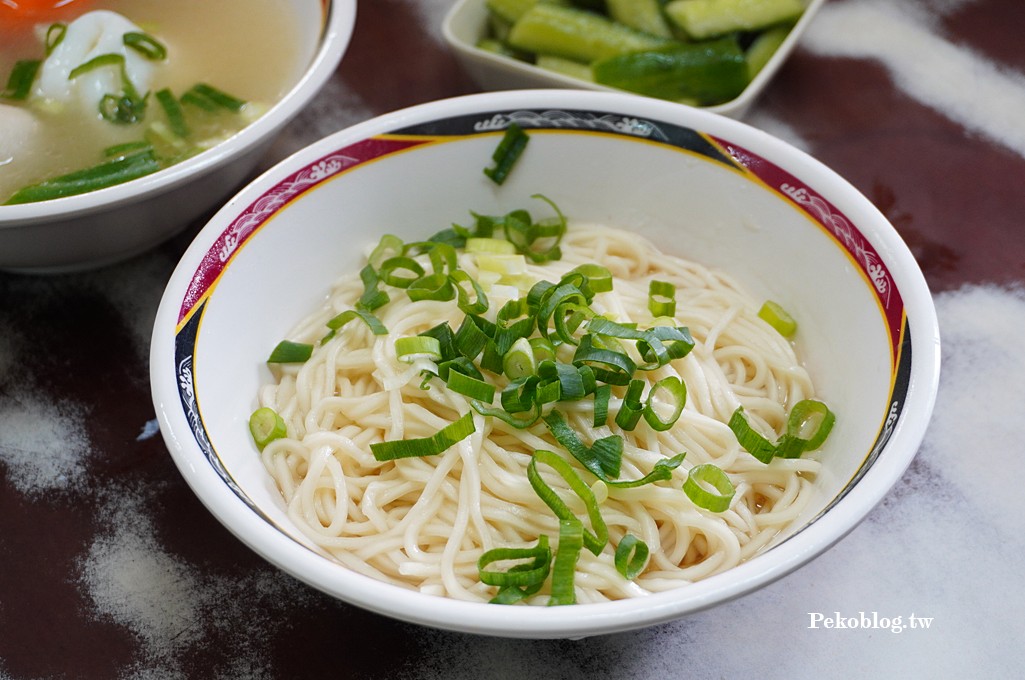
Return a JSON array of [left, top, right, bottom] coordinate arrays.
[[156, 93, 929, 637]]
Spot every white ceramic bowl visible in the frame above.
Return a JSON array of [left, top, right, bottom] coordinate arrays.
[[0, 0, 356, 273], [151, 89, 940, 639], [442, 0, 824, 119]]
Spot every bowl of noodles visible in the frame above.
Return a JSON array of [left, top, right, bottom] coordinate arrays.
[[150, 89, 940, 638], [0, 0, 356, 273]]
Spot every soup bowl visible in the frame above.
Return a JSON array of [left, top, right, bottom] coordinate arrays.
[[0, 0, 356, 273], [150, 89, 940, 639]]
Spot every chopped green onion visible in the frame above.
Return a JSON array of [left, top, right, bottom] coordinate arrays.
[[421, 323, 458, 363], [182, 82, 246, 112], [445, 369, 496, 403], [758, 300, 797, 338], [3, 151, 160, 204], [1, 60, 41, 101], [478, 534, 551, 589], [369, 412, 475, 461], [503, 337, 537, 380], [729, 400, 834, 462], [775, 399, 835, 458], [249, 407, 287, 451], [395, 336, 442, 363], [154, 88, 189, 138], [407, 272, 455, 302], [103, 141, 153, 159], [574, 333, 636, 385], [45, 23, 67, 55], [483, 122, 529, 185], [466, 237, 517, 255], [378, 256, 424, 288], [450, 270, 489, 315], [454, 315, 490, 361], [648, 279, 677, 317], [267, 340, 314, 363], [727, 406, 777, 464], [543, 410, 621, 480], [683, 463, 736, 512], [368, 234, 404, 269], [100, 92, 148, 124], [123, 31, 167, 60], [469, 397, 541, 429], [356, 264, 390, 311], [615, 379, 645, 431], [527, 449, 608, 556], [614, 534, 649, 580], [569, 263, 613, 294], [326, 308, 388, 336], [642, 376, 686, 432], [593, 383, 611, 426], [68, 52, 125, 80], [548, 519, 583, 606]]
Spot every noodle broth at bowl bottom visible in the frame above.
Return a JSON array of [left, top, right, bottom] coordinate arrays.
[[151, 90, 939, 638]]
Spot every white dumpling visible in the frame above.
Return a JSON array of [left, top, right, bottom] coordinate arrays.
[[0, 103, 40, 167], [33, 10, 156, 115]]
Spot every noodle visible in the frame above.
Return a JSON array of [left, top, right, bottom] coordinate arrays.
[[256, 222, 822, 603]]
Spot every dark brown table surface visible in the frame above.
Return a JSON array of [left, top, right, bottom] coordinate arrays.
[[3, 1, 1024, 677]]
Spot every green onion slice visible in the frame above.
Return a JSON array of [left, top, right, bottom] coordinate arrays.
[[502, 337, 536, 380], [483, 122, 529, 186], [249, 407, 287, 451], [369, 412, 475, 461], [573, 334, 636, 386], [593, 384, 611, 427], [451, 270, 489, 315], [445, 369, 496, 403], [683, 463, 736, 512], [267, 340, 314, 363], [527, 449, 608, 556], [648, 279, 677, 318], [326, 308, 388, 336], [123, 31, 167, 60], [615, 379, 645, 431], [45, 23, 67, 55], [570, 263, 613, 294], [727, 406, 777, 464], [155, 88, 189, 138], [758, 300, 797, 338], [103, 141, 152, 159], [478, 534, 551, 589], [614, 534, 649, 580], [4, 151, 160, 204], [1, 60, 41, 101], [368, 234, 404, 269], [776, 399, 835, 458], [183, 82, 246, 112], [378, 256, 424, 288], [395, 336, 442, 363], [543, 410, 621, 480], [548, 519, 583, 606], [407, 272, 455, 302], [68, 52, 125, 80], [642, 376, 686, 432], [357, 264, 390, 311]]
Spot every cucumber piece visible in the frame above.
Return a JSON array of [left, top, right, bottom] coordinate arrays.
[[487, 0, 568, 24], [664, 0, 805, 40], [508, 4, 673, 63], [745, 24, 790, 79], [592, 36, 748, 104], [536, 54, 594, 81], [606, 0, 673, 38]]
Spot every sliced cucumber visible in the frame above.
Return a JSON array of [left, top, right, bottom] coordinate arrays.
[[606, 0, 673, 38], [536, 54, 594, 81], [508, 4, 673, 63], [664, 0, 805, 40], [745, 24, 791, 79], [592, 36, 748, 104]]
